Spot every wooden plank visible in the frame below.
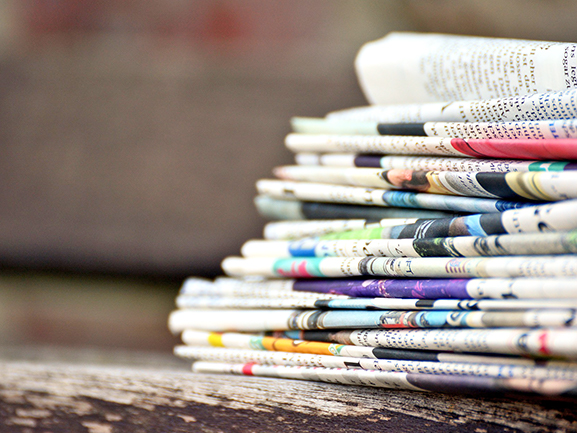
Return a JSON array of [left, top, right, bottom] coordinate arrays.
[[1, 349, 576, 432]]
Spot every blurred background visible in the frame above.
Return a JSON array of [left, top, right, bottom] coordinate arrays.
[[1, 0, 576, 353]]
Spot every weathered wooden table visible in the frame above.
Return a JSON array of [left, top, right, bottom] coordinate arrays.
[[1, 346, 576, 432]]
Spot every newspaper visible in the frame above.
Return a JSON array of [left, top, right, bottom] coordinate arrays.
[[285, 134, 577, 160], [180, 330, 576, 366], [273, 166, 577, 201], [261, 197, 577, 239], [171, 30, 577, 396], [240, 230, 577, 259], [254, 196, 460, 221], [221, 255, 577, 279], [191, 361, 577, 396], [310, 199, 577, 240], [291, 117, 577, 140], [180, 276, 577, 300], [256, 180, 531, 213], [294, 153, 577, 173], [179, 277, 346, 300], [424, 119, 577, 139], [168, 307, 577, 333], [175, 346, 577, 381], [290, 277, 577, 300], [325, 90, 577, 123], [280, 328, 577, 359], [175, 296, 577, 311], [354, 32, 577, 104], [263, 218, 419, 240]]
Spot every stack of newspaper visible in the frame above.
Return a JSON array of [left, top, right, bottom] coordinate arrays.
[[169, 33, 577, 396]]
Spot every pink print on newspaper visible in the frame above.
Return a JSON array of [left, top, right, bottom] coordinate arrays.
[[451, 138, 577, 160]]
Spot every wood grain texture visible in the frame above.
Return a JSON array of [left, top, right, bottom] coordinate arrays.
[[1, 349, 577, 432]]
